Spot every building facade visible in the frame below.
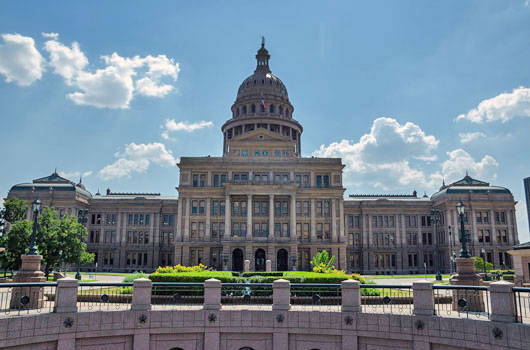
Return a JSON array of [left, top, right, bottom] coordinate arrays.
[[5, 43, 519, 273]]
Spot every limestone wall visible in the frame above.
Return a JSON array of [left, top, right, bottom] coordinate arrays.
[[0, 309, 528, 350]]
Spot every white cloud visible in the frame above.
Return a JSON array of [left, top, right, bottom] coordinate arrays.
[[43, 35, 87, 84], [41, 32, 59, 39], [456, 87, 530, 123], [161, 119, 214, 140], [0, 33, 44, 86], [98, 142, 177, 180], [58, 170, 93, 180], [136, 77, 174, 97], [459, 132, 486, 143], [313, 117, 442, 191], [67, 65, 135, 109], [164, 119, 214, 132], [441, 149, 498, 183]]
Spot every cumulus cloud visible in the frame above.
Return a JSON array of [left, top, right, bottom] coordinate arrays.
[[0, 32, 181, 108], [459, 132, 486, 143], [441, 149, 498, 183], [313, 117, 442, 191], [0, 33, 44, 86], [456, 87, 530, 123], [161, 119, 214, 139], [43, 34, 88, 84], [58, 170, 93, 180], [98, 142, 177, 180]]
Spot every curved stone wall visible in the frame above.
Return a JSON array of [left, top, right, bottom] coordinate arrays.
[[0, 309, 527, 350]]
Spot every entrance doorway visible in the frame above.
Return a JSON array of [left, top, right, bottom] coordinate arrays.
[[255, 249, 266, 271], [232, 249, 244, 272], [277, 249, 288, 271]]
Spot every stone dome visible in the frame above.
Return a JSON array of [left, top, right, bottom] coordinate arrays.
[[231, 39, 294, 119]]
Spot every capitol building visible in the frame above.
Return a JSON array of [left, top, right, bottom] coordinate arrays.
[[6, 42, 519, 274]]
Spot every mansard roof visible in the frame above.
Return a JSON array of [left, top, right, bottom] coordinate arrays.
[[431, 174, 511, 200], [10, 170, 92, 198]]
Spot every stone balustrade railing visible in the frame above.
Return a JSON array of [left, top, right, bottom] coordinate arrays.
[[48, 278, 521, 323]]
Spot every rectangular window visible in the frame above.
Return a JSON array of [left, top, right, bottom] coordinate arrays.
[[199, 200, 205, 215], [221, 174, 227, 185], [213, 200, 219, 216], [282, 201, 288, 216], [323, 201, 329, 216], [139, 214, 144, 225], [347, 215, 354, 228], [323, 175, 329, 188], [145, 214, 150, 226], [296, 175, 302, 188], [303, 201, 310, 216], [134, 214, 138, 225], [163, 215, 169, 226], [193, 174, 199, 187], [275, 223, 281, 236], [303, 223, 310, 240], [192, 200, 198, 215], [296, 201, 302, 215], [317, 223, 323, 239], [282, 223, 289, 237], [261, 201, 268, 215], [213, 174, 219, 187], [275, 201, 281, 217]]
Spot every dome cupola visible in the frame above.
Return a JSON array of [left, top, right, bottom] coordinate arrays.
[[222, 39, 303, 157]]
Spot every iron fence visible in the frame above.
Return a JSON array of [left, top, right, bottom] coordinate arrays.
[[290, 283, 341, 312], [514, 287, 530, 324], [0, 282, 57, 315], [360, 284, 414, 315], [221, 283, 273, 310], [77, 283, 133, 312], [433, 285, 490, 320], [152, 282, 204, 310]]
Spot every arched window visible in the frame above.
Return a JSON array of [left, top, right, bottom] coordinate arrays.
[[236, 108, 240, 117], [286, 108, 290, 117], [261, 79, 265, 84], [260, 103, 265, 113], [251, 104, 256, 113], [243, 105, 247, 114], [279, 106, 283, 115], [270, 104, 275, 113]]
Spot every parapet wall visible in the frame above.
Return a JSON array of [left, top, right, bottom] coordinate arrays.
[[0, 309, 528, 350]]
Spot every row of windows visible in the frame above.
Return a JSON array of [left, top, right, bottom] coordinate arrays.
[[478, 229, 508, 243], [235, 103, 291, 117], [91, 213, 174, 227], [190, 173, 332, 187], [234, 149, 289, 157], [126, 252, 149, 266], [127, 231, 150, 244]]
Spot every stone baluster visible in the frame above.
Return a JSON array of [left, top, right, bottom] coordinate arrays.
[[54, 278, 79, 313], [489, 281, 516, 322], [132, 278, 152, 311], [203, 278, 221, 310], [341, 279, 361, 312], [412, 280, 434, 316]]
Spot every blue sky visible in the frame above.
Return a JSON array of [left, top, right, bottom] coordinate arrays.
[[0, 1, 529, 242]]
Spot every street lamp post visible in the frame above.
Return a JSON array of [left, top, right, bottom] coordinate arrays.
[[456, 200, 471, 258], [430, 209, 441, 277], [27, 199, 42, 255], [75, 209, 89, 280]]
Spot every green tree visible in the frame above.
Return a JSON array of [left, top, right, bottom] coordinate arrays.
[[3, 197, 29, 223], [0, 220, 32, 271], [473, 256, 493, 272], [0, 207, 94, 277], [36, 208, 94, 277]]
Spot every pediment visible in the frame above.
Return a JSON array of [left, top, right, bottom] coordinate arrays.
[[231, 128, 289, 142]]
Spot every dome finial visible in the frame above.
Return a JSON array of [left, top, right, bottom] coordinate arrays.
[[255, 37, 271, 72]]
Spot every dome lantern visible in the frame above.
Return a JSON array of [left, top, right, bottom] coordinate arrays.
[[255, 36, 271, 73]]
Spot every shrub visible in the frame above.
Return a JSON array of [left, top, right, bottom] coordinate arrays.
[[122, 272, 149, 283], [311, 251, 336, 273], [473, 257, 493, 272], [155, 264, 208, 274], [149, 271, 241, 283], [502, 274, 515, 281]]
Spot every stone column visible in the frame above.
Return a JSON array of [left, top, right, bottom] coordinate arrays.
[[204, 278, 221, 310], [247, 194, 252, 240], [266, 259, 272, 272], [132, 278, 152, 311], [272, 279, 290, 310], [184, 197, 191, 241], [339, 199, 345, 242], [331, 199, 337, 242], [489, 281, 516, 322], [176, 199, 183, 241], [472, 209, 479, 245], [54, 278, 79, 313], [269, 194, 274, 237], [290, 194, 296, 239], [450, 258, 484, 312], [341, 279, 361, 312], [244, 260, 250, 273], [206, 199, 211, 241], [412, 280, 434, 316], [225, 195, 231, 238], [310, 198, 316, 241]]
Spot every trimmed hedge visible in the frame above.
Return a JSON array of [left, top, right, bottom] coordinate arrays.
[[149, 271, 242, 283]]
